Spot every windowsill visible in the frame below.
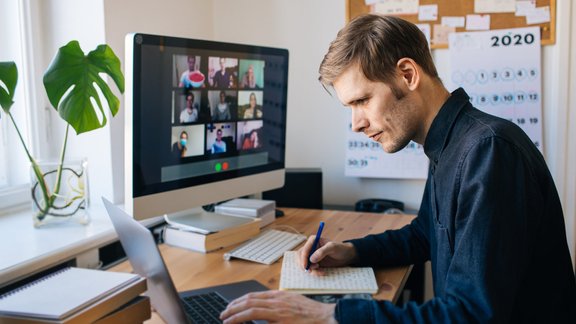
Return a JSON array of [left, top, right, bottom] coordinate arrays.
[[0, 200, 164, 289], [0, 202, 118, 288]]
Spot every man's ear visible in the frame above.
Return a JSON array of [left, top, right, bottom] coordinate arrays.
[[396, 58, 419, 91]]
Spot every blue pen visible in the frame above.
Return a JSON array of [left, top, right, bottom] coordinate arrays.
[[306, 221, 325, 272]]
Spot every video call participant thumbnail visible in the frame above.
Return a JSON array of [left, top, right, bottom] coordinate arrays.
[[208, 90, 236, 122], [239, 59, 265, 89], [170, 125, 205, 161], [209, 57, 238, 88], [177, 90, 201, 124], [238, 120, 263, 150], [238, 91, 263, 120], [175, 54, 205, 89], [207, 123, 236, 154]]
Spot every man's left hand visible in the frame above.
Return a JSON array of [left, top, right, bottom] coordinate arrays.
[[220, 290, 337, 324]]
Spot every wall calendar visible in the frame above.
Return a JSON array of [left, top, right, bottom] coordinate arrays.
[[449, 27, 543, 151], [345, 125, 429, 179]]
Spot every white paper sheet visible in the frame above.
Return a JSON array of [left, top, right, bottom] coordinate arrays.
[[442, 16, 466, 28], [373, 0, 419, 15], [416, 23, 432, 46], [475, 0, 516, 13], [466, 14, 491, 30], [418, 4, 438, 21], [515, 0, 536, 16], [526, 6, 550, 25]]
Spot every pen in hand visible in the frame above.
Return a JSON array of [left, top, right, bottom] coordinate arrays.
[[305, 221, 325, 272]]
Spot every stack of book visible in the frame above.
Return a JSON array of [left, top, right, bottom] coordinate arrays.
[[163, 217, 261, 253], [215, 198, 276, 228], [0, 267, 150, 323]]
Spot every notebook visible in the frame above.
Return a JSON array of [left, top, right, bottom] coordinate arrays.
[[279, 251, 379, 294], [0, 267, 145, 321], [103, 197, 268, 324]]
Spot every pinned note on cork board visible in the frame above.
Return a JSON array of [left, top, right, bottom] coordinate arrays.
[[346, 0, 555, 49]]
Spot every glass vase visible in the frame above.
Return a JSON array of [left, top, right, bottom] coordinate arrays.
[[30, 159, 90, 227]]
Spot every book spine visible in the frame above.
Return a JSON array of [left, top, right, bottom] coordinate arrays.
[[205, 221, 260, 251], [92, 296, 151, 324], [163, 227, 208, 253], [164, 219, 261, 253], [215, 206, 260, 217]]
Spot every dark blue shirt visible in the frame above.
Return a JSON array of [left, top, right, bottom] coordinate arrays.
[[336, 88, 576, 323]]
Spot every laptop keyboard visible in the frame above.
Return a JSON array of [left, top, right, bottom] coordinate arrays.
[[182, 292, 228, 323]]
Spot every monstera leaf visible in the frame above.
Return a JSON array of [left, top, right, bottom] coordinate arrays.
[[0, 62, 18, 112], [43, 41, 124, 134]]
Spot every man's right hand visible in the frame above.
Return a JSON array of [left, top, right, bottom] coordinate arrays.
[[297, 236, 358, 272]]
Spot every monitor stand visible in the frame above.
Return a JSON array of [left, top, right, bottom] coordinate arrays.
[[164, 207, 253, 234]]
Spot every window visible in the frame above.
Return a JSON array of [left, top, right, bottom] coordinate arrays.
[[0, 0, 39, 211]]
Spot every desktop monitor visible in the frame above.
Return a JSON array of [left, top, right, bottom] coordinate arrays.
[[124, 33, 288, 222]]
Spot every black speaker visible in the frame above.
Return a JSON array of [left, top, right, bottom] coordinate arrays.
[[355, 198, 405, 213], [263, 168, 323, 209]]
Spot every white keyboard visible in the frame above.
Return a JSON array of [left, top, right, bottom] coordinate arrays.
[[223, 229, 306, 265]]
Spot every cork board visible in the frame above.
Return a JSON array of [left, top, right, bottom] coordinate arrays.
[[346, 0, 555, 48]]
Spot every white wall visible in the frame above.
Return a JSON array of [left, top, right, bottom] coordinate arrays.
[[102, 0, 214, 202], [563, 1, 576, 266]]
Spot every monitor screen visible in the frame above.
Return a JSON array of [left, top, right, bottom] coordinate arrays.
[[125, 33, 288, 221]]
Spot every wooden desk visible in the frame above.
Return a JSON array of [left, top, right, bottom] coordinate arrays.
[[110, 208, 415, 323]]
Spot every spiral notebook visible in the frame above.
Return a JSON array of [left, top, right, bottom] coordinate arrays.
[[279, 251, 379, 294], [0, 267, 146, 322]]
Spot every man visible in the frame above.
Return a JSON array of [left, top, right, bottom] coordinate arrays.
[[212, 57, 232, 88], [179, 55, 201, 88], [172, 130, 188, 159], [211, 129, 227, 153], [180, 92, 198, 123], [220, 14, 576, 323]]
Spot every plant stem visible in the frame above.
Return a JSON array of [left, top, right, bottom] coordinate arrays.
[[6, 111, 51, 215], [50, 124, 69, 207]]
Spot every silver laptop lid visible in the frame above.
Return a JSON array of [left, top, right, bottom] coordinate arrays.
[[102, 197, 189, 323]]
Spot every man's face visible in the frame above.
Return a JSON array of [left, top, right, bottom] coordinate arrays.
[[186, 95, 194, 109], [333, 63, 420, 153], [220, 58, 226, 69], [216, 130, 222, 139], [188, 57, 196, 70]]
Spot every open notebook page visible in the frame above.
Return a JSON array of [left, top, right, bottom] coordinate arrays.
[[279, 251, 378, 294]]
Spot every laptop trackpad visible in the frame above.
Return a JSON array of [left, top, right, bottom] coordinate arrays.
[[180, 280, 268, 323]]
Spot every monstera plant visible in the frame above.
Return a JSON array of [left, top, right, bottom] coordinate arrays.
[[0, 41, 124, 223]]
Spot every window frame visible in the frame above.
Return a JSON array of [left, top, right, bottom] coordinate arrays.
[[0, 0, 51, 214]]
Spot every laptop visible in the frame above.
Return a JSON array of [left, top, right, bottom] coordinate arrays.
[[102, 198, 268, 323]]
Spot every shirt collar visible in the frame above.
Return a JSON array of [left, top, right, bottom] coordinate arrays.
[[423, 88, 470, 165]]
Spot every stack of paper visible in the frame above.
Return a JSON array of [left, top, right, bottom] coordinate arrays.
[[0, 267, 149, 323]]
